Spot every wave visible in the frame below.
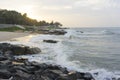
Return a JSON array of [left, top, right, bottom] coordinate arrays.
[[91, 69, 120, 80], [66, 28, 119, 35], [100, 30, 115, 35]]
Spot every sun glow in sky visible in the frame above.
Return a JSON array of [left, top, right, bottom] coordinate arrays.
[[0, 0, 120, 27]]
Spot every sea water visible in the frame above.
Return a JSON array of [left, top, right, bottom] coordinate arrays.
[[6, 27, 120, 80]]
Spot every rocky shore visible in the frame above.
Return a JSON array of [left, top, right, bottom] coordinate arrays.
[[0, 43, 94, 80], [36, 29, 67, 35]]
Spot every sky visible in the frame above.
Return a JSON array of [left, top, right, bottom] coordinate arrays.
[[0, 0, 120, 27]]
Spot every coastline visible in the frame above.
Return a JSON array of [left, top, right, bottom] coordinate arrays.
[[0, 31, 30, 41]]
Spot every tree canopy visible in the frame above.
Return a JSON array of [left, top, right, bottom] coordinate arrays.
[[0, 9, 62, 27]]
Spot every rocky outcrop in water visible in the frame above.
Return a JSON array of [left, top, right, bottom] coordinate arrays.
[[43, 40, 58, 43], [38, 29, 67, 35], [48, 30, 67, 35], [0, 43, 94, 80]]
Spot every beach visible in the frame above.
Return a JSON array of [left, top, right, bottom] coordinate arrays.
[[0, 31, 29, 41], [0, 27, 120, 80], [0, 30, 94, 80]]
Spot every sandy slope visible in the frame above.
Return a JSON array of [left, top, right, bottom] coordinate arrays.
[[0, 31, 29, 41]]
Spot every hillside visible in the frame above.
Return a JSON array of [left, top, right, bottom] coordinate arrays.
[[0, 9, 62, 27]]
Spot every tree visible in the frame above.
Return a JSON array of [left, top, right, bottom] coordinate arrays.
[[0, 9, 63, 27], [54, 22, 62, 27]]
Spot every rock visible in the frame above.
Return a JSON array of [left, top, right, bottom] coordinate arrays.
[[14, 57, 28, 63], [68, 72, 94, 80], [118, 78, 120, 80], [11, 74, 27, 80], [0, 43, 41, 55], [24, 60, 32, 66], [7, 67, 17, 73], [0, 59, 95, 80], [0, 50, 3, 55], [49, 30, 67, 35], [80, 31, 84, 33], [0, 69, 12, 79], [56, 77, 68, 80], [12, 61, 24, 65], [15, 70, 31, 79], [12, 45, 41, 55], [41, 69, 60, 80], [49, 70, 67, 78], [0, 59, 12, 65], [4, 50, 13, 56], [84, 72, 93, 79], [0, 56, 8, 61], [31, 62, 48, 69], [25, 47, 41, 54], [38, 29, 67, 35], [13, 66, 32, 74], [59, 67, 69, 74], [112, 77, 116, 80], [0, 43, 11, 52], [0, 43, 95, 80], [43, 40, 58, 43], [11, 45, 26, 55], [24, 65, 37, 72]]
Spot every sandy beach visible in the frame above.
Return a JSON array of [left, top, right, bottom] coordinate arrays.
[[0, 31, 29, 41]]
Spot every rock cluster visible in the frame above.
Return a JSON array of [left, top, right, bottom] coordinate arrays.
[[0, 43, 41, 55], [38, 29, 67, 35], [0, 43, 94, 80], [48, 30, 67, 35]]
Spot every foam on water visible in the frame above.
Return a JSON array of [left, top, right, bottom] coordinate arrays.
[[2, 27, 120, 80]]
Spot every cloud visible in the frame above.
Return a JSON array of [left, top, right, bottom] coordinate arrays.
[[74, 0, 120, 10], [41, 6, 72, 10], [0, 0, 120, 27]]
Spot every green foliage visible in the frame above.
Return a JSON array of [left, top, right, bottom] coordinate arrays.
[[0, 26, 24, 32], [0, 9, 62, 27]]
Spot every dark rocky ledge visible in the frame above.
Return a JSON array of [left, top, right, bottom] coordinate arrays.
[[0, 43, 94, 80], [0, 43, 41, 55], [37, 29, 67, 35]]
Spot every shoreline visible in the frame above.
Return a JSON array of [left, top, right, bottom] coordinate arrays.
[[0, 31, 30, 41], [0, 43, 94, 80]]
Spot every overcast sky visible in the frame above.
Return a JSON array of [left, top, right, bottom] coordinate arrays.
[[0, 0, 120, 27]]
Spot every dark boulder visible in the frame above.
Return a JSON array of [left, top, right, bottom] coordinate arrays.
[[11, 45, 26, 55], [0, 69, 12, 79], [49, 30, 67, 35], [25, 47, 41, 54], [40, 69, 60, 80], [43, 40, 58, 43], [11, 45, 41, 55], [68, 72, 94, 80], [11, 74, 28, 80], [0, 55, 8, 61], [56, 77, 68, 80], [0, 43, 41, 55], [0, 43, 12, 52]]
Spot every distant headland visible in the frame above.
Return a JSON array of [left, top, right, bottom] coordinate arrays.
[[0, 9, 68, 34]]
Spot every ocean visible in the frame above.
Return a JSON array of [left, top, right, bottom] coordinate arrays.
[[6, 27, 120, 80]]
